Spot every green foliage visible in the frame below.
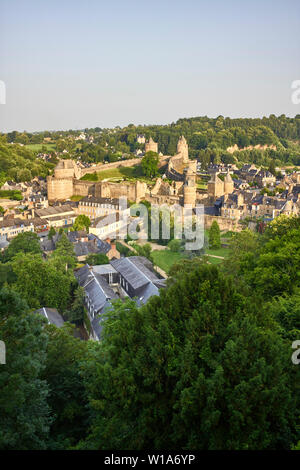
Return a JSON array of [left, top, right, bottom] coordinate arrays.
[[72, 215, 91, 232], [41, 323, 89, 449], [51, 232, 77, 270], [65, 286, 86, 323], [48, 227, 56, 240], [209, 221, 221, 249], [131, 243, 153, 262], [141, 151, 159, 178], [0, 140, 51, 186], [0, 190, 23, 200], [0, 288, 51, 449], [168, 239, 182, 252], [3, 231, 42, 262], [85, 253, 109, 265], [10, 253, 74, 311], [77, 265, 298, 450]]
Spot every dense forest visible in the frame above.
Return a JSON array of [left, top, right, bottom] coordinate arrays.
[[0, 215, 299, 450]]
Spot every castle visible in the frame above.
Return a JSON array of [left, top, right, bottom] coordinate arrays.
[[207, 170, 234, 198], [47, 136, 198, 207]]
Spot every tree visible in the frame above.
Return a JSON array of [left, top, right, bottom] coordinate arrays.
[[72, 215, 91, 232], [48, 227, 56, 240], [41, 323, 89, 449], [52, 233, 77, 270], [65, 286, 86, 323], [141, 151, 159, 178], [168, 239, 181, 253], [77, 265, 297, 450], [0, 288, 51, 449], [11, 253, 73, 311], [209, 221, 221, 249], [3, 232, 42, 262], [85, 253, 109, 265]]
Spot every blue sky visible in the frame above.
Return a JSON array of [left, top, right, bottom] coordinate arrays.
[[0, 0, 300, 132]]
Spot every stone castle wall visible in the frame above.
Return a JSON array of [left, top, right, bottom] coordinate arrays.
[[73, 180, 95, 197], [94, 180, 147, 203], [204, 214, 242, 232], [80, 154, 170, 177], [47, 176, 74, 201]]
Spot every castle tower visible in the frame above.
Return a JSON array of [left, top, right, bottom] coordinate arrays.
[[177, 135, 189, 163], [145, 137, 158, 153], [183, 162, 197, 206], [47, 159, 77, 202], [207, 172, 224, 198], [224, 170, 234, 195]]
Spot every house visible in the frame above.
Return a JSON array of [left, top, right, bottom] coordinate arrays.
[[255, 170, 276, 187], [34, 204, 76, 228], [110, 256, 166, 305], [40, 230, 119, 260], [89, 211, 130, 240], [75, 264, 118, 340], [75, 256, 166, 340], [76, 196, 129, 220], [136, 134, 146, 144], [0, 217, 46, 239], [34, 307, 65, 327]]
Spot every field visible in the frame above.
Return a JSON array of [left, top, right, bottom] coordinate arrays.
[[81, 166, 155, 184], [205, 246, 229, 258], [25, 143, 56, 152], [97, 166, 136, 181], [152, 250, 185, 273]]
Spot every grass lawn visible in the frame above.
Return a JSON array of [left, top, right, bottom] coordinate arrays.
[[206, 256, 224, 265], [70, 195, 84, 201], [81, 165, 155, 185], [152, 249, 184, 273], [205, 246, 230, 258], [97, 166, 137, 181], [25, 143, 56, 152]]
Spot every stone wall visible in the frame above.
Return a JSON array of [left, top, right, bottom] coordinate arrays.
[[94, 180, 147, 203], [73, 180, 95, 197], [47, 176, 74, 201], [204, 214, 243, 232], [80, 154, 170, 176]]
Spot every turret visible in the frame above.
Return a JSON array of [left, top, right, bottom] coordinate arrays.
[[177, 135, 189, 163], [224, 170, 234, 194]]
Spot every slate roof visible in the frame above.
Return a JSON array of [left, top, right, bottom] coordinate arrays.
[[87, 234, 111, 253], [73, 240, 99, 257], [34, 307, 65, 327], [35, 205, 75, 218], [75, 264, 91, 286], [40, 238, 55, 252], [79, 196, 120, 206], [111, 256, 162, 290], [111, 256, 165, 305], [92, 264, 117, 276], [0, 235, 9, 250], [74, 264, 118, 340]]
